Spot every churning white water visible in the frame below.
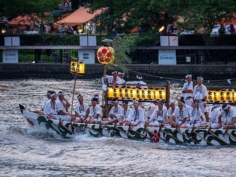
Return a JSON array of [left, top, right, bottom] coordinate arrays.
[[0, 79, 235, 177]]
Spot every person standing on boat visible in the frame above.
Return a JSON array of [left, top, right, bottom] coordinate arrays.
[[44, 91, 67, 120], [104, 99, 123, 125], [74, 94, 89, 123], [218, 103, 236, 129], [207, 104, 221, 129], [119, 100, 131, 125], [87, 98, 103, 124], [55, 91, 74, 121], [148, 100, 168, 127], [125, 100, 145, 127], [193, 76, 209, 122], [182, 74, 193, 106]]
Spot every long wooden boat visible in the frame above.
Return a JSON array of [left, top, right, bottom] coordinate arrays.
[[19, 104, 236, 146]]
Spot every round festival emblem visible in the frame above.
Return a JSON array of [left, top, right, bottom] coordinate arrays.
[[97, 46, 115, 65], [151, 129, 160, 142]]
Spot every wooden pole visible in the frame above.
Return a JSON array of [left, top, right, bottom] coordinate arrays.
[[166, 80, 170, 109], [71, 74, 77, 115], [103, 65, 108, 118]]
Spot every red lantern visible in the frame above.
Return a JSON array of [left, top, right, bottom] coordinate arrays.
[[97, 46, 115, 65]]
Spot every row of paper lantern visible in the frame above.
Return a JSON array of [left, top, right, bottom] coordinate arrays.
[[208, 90, 235, 102], [107, 87, 166, 100]]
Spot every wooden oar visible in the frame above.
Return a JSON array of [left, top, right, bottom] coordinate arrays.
[[208, 127, 230, 146], [58, 120, 73, 134], [175, 127, 199, 144], [224, 126, 236, 140], [160, 126, 185, 144], [192, 129, 214, 146], [114, 125, 140, 141], [129, 126, 153, 141], [100, 124, 120, 137], [86, 124, 103, 136]]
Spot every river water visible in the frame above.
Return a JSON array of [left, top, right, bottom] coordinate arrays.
[[0, 79, 235, 177]]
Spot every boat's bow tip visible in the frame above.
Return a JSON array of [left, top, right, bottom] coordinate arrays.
[[19, 104, 25, 114]]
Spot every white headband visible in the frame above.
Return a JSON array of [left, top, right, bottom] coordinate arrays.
[[58, 92, 63, 96], [223, 104, 229, 110], [50, 93, 57, 97], [186, 74, 192, 78]]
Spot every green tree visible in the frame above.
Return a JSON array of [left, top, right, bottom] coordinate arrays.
[[88, 0, 236, 34]]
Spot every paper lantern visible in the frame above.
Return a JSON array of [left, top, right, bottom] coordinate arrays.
[[97, 46, 115, 65], [70, 61, 85, 74], [107, 87, 114, 98]]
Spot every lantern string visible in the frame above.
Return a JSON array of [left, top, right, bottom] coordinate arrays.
[[111, 64, 236, 83]]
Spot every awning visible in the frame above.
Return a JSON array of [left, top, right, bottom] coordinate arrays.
[[7, 15, 37, 26], [56, 7, 106, 25]]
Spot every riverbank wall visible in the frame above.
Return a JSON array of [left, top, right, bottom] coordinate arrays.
[[0, 63, 235, 81]]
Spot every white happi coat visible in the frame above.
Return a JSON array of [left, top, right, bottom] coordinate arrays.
[[44, 100, 57, 116], [55, 99, 71, 121], [182, 81, 193, 106], [108, 105, 123, 119], [122, 107, 131, 120], [187, 106, 202, 127], [208, 107, 221, 128], [55, 99, 67, 114], [89, 104, 103, 119], [167, 106, 175, 118], [173, 106, 189, 125], [220, 106, 236, 126], [75, 103, 89, 118], [150, 107, 168, 125], [146, 103, 157, 118], [41, 98, 50, 110], [193, 84, 208, 101], [127, 107, 145, 127]]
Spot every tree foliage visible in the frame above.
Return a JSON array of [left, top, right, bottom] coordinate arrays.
[[1, 0, 61, 17], [88, 0, 236, 33], [108, 34, 138, 72]]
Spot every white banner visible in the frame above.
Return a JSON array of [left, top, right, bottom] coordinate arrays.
[[78, 50, 95, 64], [3, 50, 19, 63], [158, 50, 176, 65]]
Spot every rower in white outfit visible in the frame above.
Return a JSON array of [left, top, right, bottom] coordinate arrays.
[[55, 91, 74, 121], [119, 100, 131, 125], [44, 91, 58, 119], [146, 100, 158, 120], [125, 100, 145, 128], [148, 100, 168, 127], [182, 100, 202, 128], [193, 76, 209, 122], [74, 94, 89, 123], [207, 104, 221, 128], [105, 99, 123, 124], [218, 103, 236, 129], [167, 101, 176, 119], [182, 74, 193, 106], [87, 98, 103, 124], [168, 98, 189, 128]]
